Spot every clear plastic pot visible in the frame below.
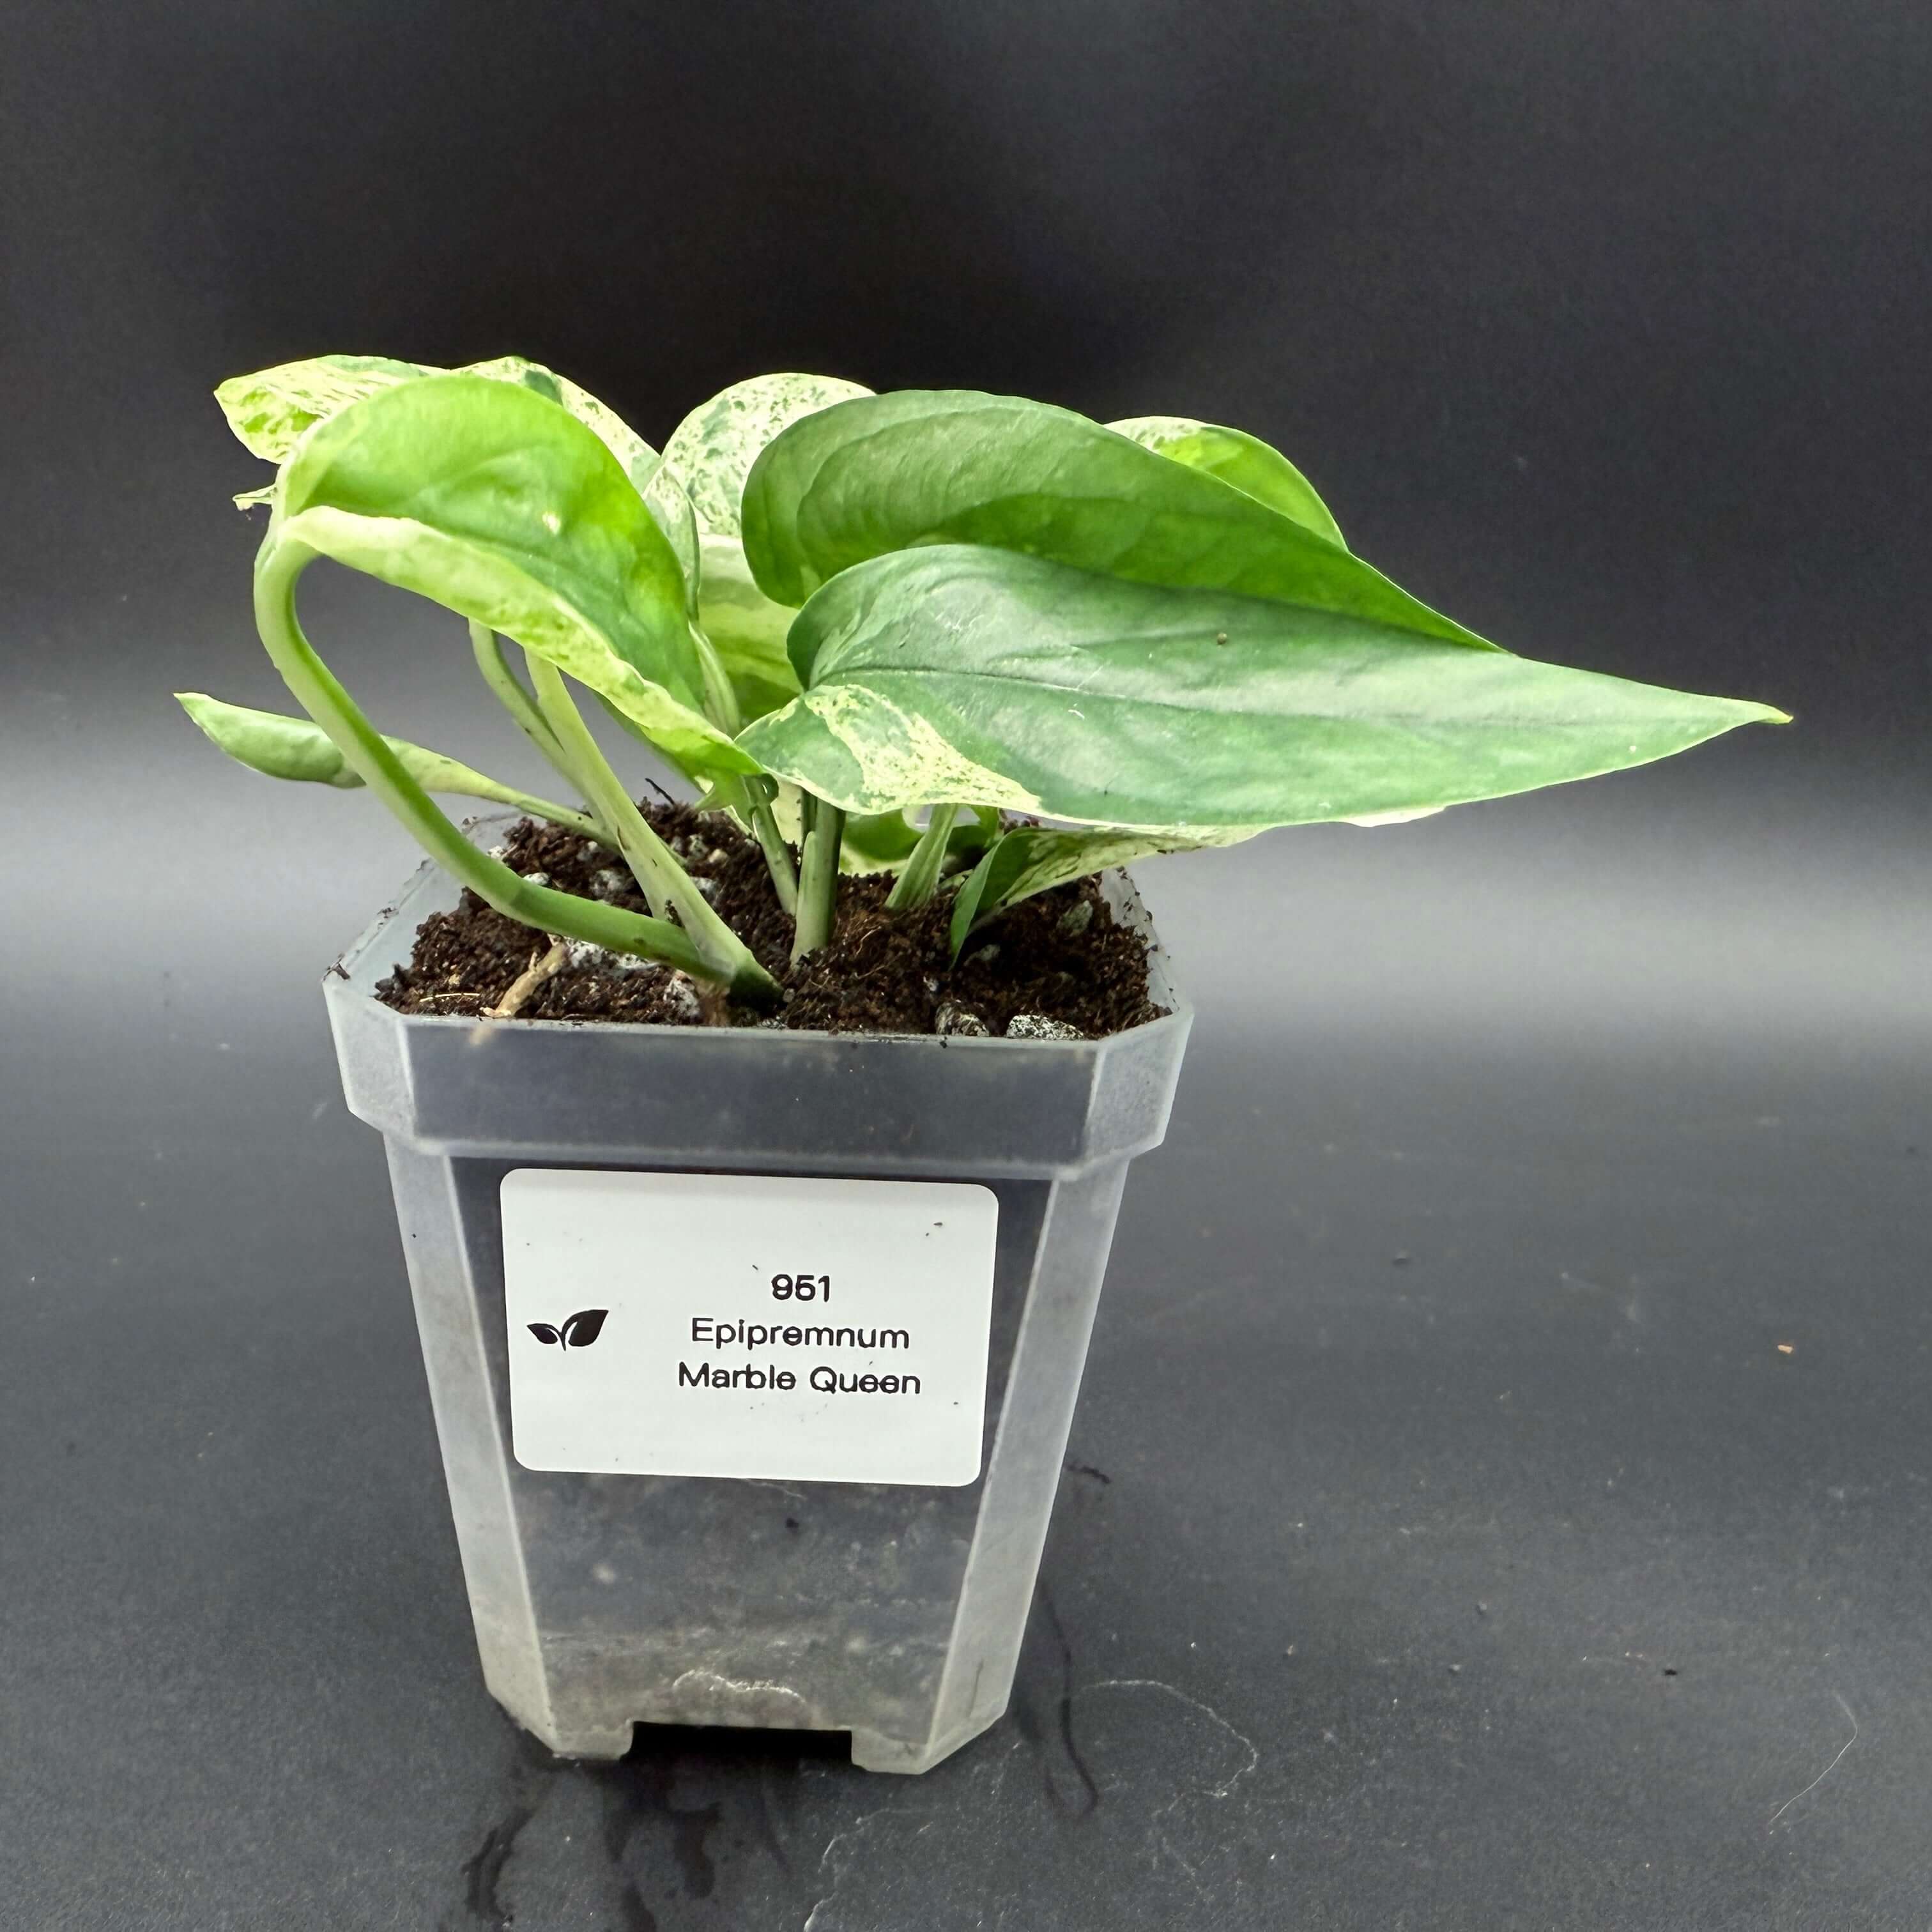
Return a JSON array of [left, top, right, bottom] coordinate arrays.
[[325, 827, 1191, 1774]]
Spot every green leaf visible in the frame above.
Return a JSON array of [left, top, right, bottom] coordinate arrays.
[[1107, 415, 1344, 548], [276, 374, 757, 779], [740, 545, 1787, 827], [459, 355, 659, 492], [175, 691, 599, 832], [659, 372, 873, 537], [841, 802, 1002, 875], [742, 388, 1481, 645], [214, 351, 659, 491], [947, 822, 1246, 959], [178, 691, 367, 786], [695, 533, 802, 722]]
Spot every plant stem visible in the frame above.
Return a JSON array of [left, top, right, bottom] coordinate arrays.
[[470, 623, 574, 774], [468, 622, 624, 848], [716, 773, 798, 914], [255, 539, 771, 1000], [792, 795, 845, 961], [470, 786, 608, 845], [523, 655, 779, 1001], [884, 802, 960, 912], [685, 615, 795, 908], [749, 788, 801, 914]]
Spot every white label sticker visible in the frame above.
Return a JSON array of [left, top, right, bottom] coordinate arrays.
[[502, 1170, 999, 1486]]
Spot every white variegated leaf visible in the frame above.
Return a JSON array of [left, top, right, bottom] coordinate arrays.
[[660, 372, 873, 539]]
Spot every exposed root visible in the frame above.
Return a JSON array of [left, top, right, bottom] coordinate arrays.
[[484, 938, 569, 1019]]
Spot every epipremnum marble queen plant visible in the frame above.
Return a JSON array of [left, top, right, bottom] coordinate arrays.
[[182, 356, 1785, 1006]]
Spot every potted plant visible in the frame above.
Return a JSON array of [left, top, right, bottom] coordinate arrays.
[[181, 356, 1782, 1773]]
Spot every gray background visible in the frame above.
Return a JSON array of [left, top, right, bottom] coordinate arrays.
[[2, 3, 1928, 1926]]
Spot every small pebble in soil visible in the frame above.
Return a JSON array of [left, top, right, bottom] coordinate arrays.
[[935, 1002, 990, 1037]]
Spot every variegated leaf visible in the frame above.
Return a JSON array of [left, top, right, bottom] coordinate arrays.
[[739, 544, 1786, 827], [659, 372, 873, 538]]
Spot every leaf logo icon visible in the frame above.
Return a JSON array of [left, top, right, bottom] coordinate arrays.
[[526, 1308, 610, 1352]]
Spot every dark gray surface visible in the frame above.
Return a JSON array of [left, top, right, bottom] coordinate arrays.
[[5, 0, 1931, 1923], [3, 757, 1928, 1929]]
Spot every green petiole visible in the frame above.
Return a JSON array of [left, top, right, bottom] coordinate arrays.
[[884, 803, 960, 912], [522, 655, 779, 1001], [792, 794, 846, 960], [254, 538, 776, 1004]]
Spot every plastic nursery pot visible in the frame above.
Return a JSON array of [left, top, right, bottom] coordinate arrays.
[[324, 823, 1191, 1776]]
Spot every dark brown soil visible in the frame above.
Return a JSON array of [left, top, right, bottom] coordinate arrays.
[[374, 804, 1165, 1039]]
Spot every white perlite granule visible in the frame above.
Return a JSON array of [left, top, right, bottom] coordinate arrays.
[[1005, 1013, 1085, 1041], [660, 972, 705, 1020], [562, 940, 663, 977]]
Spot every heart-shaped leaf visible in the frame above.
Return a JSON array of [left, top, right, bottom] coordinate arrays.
[[561, 1308, 609, 1348], [741, 389, 1480, 646], [740, 545, 1786, 829], [275, 376, 758, 780], [527, 1323, 562, 1346]]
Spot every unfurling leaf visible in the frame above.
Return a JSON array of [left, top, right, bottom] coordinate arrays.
[[527, 1323, 562, 1346], [1107, 415, 1344, 548], [560, 1308, 609, 1348], [176, 692, 570, 810], [740, 545, 1788, 828], [741, 389, 1481, 644], [274, 376, 758, 781], [949, 824, 1246, 959]]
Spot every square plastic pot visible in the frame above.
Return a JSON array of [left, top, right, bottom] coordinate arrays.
[[325, 832, 1190, 1774]]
